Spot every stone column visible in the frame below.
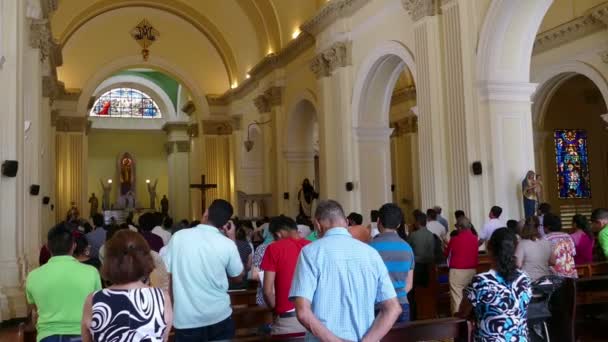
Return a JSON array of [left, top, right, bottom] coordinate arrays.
[[188, 123, 202, 220], [163, 123, 191, 221]]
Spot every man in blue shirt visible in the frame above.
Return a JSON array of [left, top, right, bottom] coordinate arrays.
[[370, 203, 415, 322], [289, 200, 401, 341]]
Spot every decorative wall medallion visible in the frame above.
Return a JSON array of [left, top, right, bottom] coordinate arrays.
[[131, 19, 159, 61]]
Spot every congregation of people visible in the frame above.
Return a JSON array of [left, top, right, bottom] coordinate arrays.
[[24, 197, 608, 342]]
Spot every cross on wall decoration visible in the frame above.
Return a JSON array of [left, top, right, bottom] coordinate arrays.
[[190, 175, 218, 216]]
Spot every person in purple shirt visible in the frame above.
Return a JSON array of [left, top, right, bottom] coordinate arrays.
[[570, 214, 594, 265], [138, 212, 164, 252]]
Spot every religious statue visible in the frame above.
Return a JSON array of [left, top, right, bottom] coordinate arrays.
[[147, 179, 158, 209], [66, 201, 80, 222], [161, 195, 169, 215], [120, 154, 134, 195], [535, 174, 544, 205], [297, 178, 319, 219], [88, 193, 99, 218], [522, 170, 538, 219], [100, 179, 112, 210]]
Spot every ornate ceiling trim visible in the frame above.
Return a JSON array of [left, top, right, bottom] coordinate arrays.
[[54, 116, 91, 133], [56, 0, 239, 85], [533, 3, 608, 55], [202, 120, 233, 135], [401, 0, 441, 22], [301, 0, 370, 36]]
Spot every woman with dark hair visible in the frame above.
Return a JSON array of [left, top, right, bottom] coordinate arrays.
[[73, 232, 101, 270], [81, 230, 172, 342], [515, 221, 554, 281], [570, 214, 595, 264], [458, 228, 532, 341]]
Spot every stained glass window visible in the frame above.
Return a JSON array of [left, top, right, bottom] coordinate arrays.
[[554, 129, 591, 199], [90, 88, 161, 118]]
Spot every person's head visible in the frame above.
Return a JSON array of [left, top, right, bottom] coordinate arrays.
[[454, 210, 465, 220], [163, 216, 173, 229], [269, 215, 298, 240], [414, 211, 427, 228], [489, 206, 502, 219], [455, 216, 472, 231], [190, 220, 201, 228], [314, 200, 347, 237], [47, 223, 76, 256], [506, 219, 519, 235], [73, 232, 91, 257], [378, 203, 403, 231], [543, 213, 562, 232], [82, 222, 93, 234], [347, 212, 363, 226], [426, 209, 438, 221], [526, 170, 535, 181], [590, 208, 608, 231], [519, 221, 540, 241], [487, 228, 519, 282], [101, 230, 155, 285], [236, 226, 249, 241], [537, 203, 551, 216], [433, 206, 442, 215], [370, 210, 379, 223], [92, 213, 104, 228], [573, 214, 593, 238], [152, 212, 163, 227], [203, 199, 233, 228], [138, 213, 155, 232]]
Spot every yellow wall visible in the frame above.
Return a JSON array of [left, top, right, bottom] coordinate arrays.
[[87, 130, 168, 209]]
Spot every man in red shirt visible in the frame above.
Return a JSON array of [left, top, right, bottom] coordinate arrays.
[[445, 216, 478, 313], [261, 215, 310, 337]]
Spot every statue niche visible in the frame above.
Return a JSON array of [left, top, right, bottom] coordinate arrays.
[[116, 152, 137, 209]]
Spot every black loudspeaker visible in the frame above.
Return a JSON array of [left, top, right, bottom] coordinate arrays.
[[42, 196, 50, 205], [283, 192, 289, 200], [1, 160, 18, 177], [391, 184, 395, 192], [472, 161, 483, 175], [30, 184, 40, 196], [345, 182, 354, 192]]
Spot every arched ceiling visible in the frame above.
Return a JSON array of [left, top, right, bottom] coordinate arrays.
[[51, 0, 323, 95]]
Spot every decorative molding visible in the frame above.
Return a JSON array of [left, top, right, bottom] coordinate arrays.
[[391, 86, 417, 105], [390, 115, 418, 136], [600, 50, 608, 64], [253, 86, 283, 113], [50, 110, 59, 127], [402, 0, 441, 22], [310, 41, 352, 79], [301, 0, 370, 36], [30, 19, 52, 62], [164, 141, 191, 155], [283, 150, 315, 162], [202, 120, 233, 135], [533, 3, 608, 54], [181, 100, 196, 115], [187, 123, 199, 138], [601, 113, 608, 130], [41, 0, 59, 18], [162, 122, 189, 134], [355, 126, 394, 142], [205, 32, 314, 106], [477, 81, 538, 103], [87, 96, 97, 110], [54, 116, 90, 133]]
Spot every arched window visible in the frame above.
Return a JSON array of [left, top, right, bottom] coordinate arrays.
[[90, 88, 161, 118]]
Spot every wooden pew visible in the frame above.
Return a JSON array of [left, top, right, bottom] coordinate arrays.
[[230, 289, 258, 306], [382, 317, 470, 342], [17, 322, 35, 342], [574, 275, 608, 340], [590, 261, 608, 276]]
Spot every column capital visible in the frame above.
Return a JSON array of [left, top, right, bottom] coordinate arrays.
[[164, 141, 191, 155], [253, 86, 283, 113], [310, 41, 352, 79], [600, 113, 608, 130], [162, 122, 189, 133], [390, 116, 418, 137], [54, 116, 90, 134], [202, 120, 233, 135], [402, 0, 441, 22], [181, 100, 196, 115], [477, 81, 538, 103], [355, 126, 394, 142]]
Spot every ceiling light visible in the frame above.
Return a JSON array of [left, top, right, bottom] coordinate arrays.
[[246, 73, 251, 79], [231, 82, 238, 89], [292, 29, 301, 39]]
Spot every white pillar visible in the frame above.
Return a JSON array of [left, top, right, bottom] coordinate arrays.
[[164, 123, 191, 221]]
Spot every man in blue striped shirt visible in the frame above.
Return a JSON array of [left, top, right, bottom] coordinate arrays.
[[370, 203, 415, 323], [289, 200, 401, 341]]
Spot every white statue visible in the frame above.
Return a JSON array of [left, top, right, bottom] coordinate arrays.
[[147, 179, 158, 209], [100, 179, 112, 210]]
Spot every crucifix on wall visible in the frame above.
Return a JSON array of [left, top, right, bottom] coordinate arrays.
[[190, 175, 217, 216]]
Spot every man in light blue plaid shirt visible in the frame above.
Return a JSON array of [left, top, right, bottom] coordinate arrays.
[[289, 200, 402, 341]]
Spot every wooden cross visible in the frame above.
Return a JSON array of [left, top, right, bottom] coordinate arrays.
[[190, 175, 217, 215]]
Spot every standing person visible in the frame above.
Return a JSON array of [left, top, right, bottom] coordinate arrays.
[[570, 214, 594, 265], [261, 216, 310, 337], [433, 206, 449, 232], [86, 214, 106, 259], [522, 170, 538, 219], [591, 208, 608, 259], [370, 203, 415, 323], [81, 230, 173, 342], [163, 199, 243, 342], [289, 200, 401, 341], [515, 221, 554, 281], [444, 217, 478, 313], [231, 227, 253, 289], [138, 213, 164, 253], [458, 228, 532, 341], [73, 233, 101, 271], [537, 203, 552, 238], [297, 178, 319, 219], [426, 208, 447, 243], [26, 223, 102, 342], [252, 225, 273, 307], [151, 212, 172, 245], [543, 214, 577, 278], [479, 206, 505, 246], [368, 210, 380, 238]]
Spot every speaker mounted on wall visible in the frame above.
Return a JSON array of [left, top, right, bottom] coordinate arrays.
[[472, 161, 483, 175], [30, 184, 40, 196], [345, 182, 354, 192], [1, 160, 18, 177], [42, 196, 50, 205], [283, 192, 289, 200]]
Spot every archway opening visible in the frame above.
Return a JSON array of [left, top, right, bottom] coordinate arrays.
[[535, 75, 608, 226]]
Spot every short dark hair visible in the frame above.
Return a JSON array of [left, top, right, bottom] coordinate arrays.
[[426, 209, 438, 220], [269, 215, 297, 237], [207, 199, 233, 228], [152, 212, 164, 227], [490, 206, 503, 218], [370, 210, 380, 222], [47, 223, 74, 256], [591, 208, 608, 222], [138, 213, 155, 232], [101, 230, 155, 284], [538, 203, 552, 215], [347, 212, 363, 225], [378, 203, 403, 230], [543, 213, 562, 232], [506, 220, 519, 235], [315, 200, 346, 223], [455, 217, 472, 230], [414, 211, 427, 227], [520, 222, 539, 241], [454, 210, 465, 219], [163, 216, 173, 229], [73, 232, 90, 256], [92, 213, 104, 228]]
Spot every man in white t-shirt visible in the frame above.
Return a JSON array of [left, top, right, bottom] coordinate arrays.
[[479, 206, 505, 245], [426, 208, 447, 243], [151, 212, 172, 245]]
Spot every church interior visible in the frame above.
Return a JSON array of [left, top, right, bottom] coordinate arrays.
[[1, 0, 608, 340]]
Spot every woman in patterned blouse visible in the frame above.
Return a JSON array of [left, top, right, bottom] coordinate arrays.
[[458, 228, 532, 341]]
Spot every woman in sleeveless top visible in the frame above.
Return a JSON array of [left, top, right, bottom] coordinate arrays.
[[81, 230, 173, 342]]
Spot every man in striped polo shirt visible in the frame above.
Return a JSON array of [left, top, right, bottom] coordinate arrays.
[[370, 203, 415, 323]]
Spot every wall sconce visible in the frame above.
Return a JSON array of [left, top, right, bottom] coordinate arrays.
[[107, 179, 113, 184], [244, 119, 272, 152]]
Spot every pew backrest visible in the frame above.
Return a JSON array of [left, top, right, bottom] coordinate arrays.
[[382, 317, 470, 342]]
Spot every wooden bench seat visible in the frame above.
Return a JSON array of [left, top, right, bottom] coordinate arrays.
[[383, 317, 470, 342]]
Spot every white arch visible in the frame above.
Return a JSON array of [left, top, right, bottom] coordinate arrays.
[[284, 89, 319, 153], [76, 54, 209, 118], [477, 0, 553, 83], [532, 61, 608, 127]]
